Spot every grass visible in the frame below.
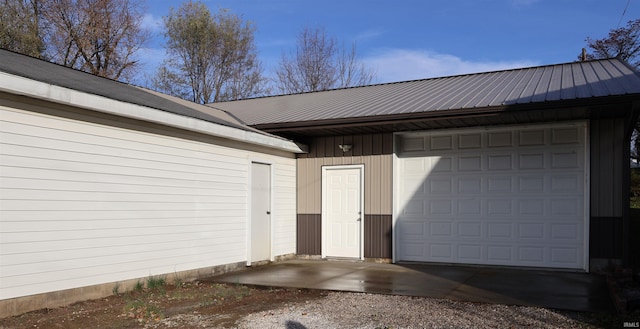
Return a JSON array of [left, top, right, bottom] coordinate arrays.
[[121, 276, 169, 323], [116, 280, 255, 323], [134, 280, 144, 292], [123, 299, 163, 322], [146, 275, 167, 292]]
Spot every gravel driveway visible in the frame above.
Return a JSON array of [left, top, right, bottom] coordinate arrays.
[[145, 291, 603, 329], [235, 292, 599, 329]]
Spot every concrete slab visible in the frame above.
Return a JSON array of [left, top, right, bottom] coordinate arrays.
[[210, 260, 613, 313]]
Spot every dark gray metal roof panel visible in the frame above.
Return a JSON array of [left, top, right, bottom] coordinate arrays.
[[0, 49, 259, 134], [213, 59, 640, 126]]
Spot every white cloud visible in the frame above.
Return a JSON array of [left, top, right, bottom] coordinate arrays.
[[353, 29, 384, 43], [133, 47, 167, 80], [141, 13, 164, 33], [363, 49, 539, 83]]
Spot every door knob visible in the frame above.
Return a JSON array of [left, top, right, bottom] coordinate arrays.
[[266, 211, 271, 215]]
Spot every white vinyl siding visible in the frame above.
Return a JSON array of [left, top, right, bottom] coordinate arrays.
[[0, 105, 296, 300], [273, 162, 297, 255], [395, 122, 588, 270]]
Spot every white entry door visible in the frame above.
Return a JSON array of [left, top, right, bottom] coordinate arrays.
[[250, 162, 271, 263], [322, 166, 363, 259]]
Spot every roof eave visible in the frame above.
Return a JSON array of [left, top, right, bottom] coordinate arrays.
[[253, 95, 639, 134], [0, 71, 306, 154]]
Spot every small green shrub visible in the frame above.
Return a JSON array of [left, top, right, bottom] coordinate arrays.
[[134, 280, 144, 292], [173, 272, 183, 287], [146, 275, 167, 292]]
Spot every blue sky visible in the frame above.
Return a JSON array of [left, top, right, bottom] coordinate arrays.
[[138, 0, 640, 85]]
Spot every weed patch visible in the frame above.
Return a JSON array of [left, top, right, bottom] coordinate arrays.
[[147, 275, 167, 292], [123, 298, 163, 323], [134, 280, 144, 292]]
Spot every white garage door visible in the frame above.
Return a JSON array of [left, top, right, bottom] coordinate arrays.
[[395, 122, 587, 270]]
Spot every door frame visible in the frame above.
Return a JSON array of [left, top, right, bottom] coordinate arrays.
[[247, 160, 274, 266], [321, 164, 365, 260]]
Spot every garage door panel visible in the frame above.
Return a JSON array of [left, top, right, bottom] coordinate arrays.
[[488, 246, 513, 262], [431, 135, 453, 150], [458, 177, 482, 193], [488, 131, 514, 147], [399, 221, 425, 236], [458, 222, 482, 238], [457, 199, 482, 216], [551, 223, 580, 239], [551, 174, 582, 193], [488, 222, 514, 238], [429, 178, 453, 194], [429, 199, 453, 215], [402, 199, 425, 215], [429, 243, 453, 259], [396, 123, 587, 270], [433, 157, 454, 172], [458, 244, 482, 261], [551, 127, 580, 144], [487, 199, 513, 216], [519, 129, 546, 146]]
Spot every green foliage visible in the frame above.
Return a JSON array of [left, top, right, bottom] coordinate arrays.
[[152, 0, 265, 103], [134, 280, 144, 292], [146, 275, 167, 292], [123, 299, 163, 321], [0, 0, 45, 58]]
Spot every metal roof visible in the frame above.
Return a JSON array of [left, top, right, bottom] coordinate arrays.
[[0, 49, 264, 135], [212, 59, 640, 128]]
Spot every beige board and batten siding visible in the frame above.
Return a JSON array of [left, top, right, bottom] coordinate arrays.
[[0, 97, 297, 301], [297, 155, 393, 215], [296, 133, 394, 258]]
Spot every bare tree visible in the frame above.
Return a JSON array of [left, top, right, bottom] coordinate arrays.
[[42, 0, 149, 81], [0, 0, 45, 58], [152, 1, 265, 104], [582, 19, 640, 68], [274, 26, 375, 94], [583, 19, 640, 164]]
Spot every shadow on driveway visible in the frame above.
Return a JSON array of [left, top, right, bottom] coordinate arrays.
[[210, 259, 612, 313]]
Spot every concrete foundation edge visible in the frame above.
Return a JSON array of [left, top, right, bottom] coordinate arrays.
[[0, 260, 261, 318]]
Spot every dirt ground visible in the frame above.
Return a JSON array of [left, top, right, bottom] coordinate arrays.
[[0, 281, 328, 329], [0, 279, 635, 329]]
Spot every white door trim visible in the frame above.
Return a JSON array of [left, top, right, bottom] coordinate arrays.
[[247, 160, 273, 266], [321, 164, 365, 260]]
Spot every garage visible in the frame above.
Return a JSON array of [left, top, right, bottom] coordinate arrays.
[[218, 58, 638, 272], [395, 122, 588, 270]]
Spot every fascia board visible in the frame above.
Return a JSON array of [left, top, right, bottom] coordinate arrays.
[[0, 72, 305, 153]]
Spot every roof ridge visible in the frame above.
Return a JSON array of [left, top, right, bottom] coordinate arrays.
[[212, 58, 626, 104]]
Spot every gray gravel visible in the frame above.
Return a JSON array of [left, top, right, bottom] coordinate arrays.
[[236, 292, 600, 329]]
